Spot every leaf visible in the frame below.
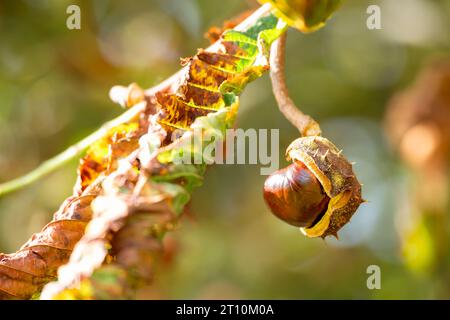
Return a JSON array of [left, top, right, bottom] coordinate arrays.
[[1, 10, 287, 300], [205, 10, 253, 43], [258, 0, 342, 32], [77, 122, 141, 192], [0, 195, 95, 299], [155, 13, 279, 134], [219, 65, 268, 96]]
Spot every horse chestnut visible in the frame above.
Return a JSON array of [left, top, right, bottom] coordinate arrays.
[[263, 161, 330, 227], [264, 136, 363, 238]]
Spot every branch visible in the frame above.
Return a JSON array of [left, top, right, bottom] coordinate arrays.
[[0, 3, 279, 300], [0, 83, 169, 197], [40, 5, 283, 300], [0, 3, 273, 198]]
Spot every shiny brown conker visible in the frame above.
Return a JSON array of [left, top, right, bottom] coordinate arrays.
[[263, 161, 330, 228]]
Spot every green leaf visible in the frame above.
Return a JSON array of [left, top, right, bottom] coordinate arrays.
[[258, 0, 342, 33]]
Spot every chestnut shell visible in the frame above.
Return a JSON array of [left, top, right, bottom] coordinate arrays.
[[287, 136, 363, 238]]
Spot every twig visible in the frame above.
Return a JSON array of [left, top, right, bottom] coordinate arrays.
[[0, 82, 166, 198], [0, 101, 149, 197], [269, 28, 322, 137]]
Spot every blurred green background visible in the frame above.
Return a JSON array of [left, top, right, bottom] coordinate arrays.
[[1, 0, 450, 299]]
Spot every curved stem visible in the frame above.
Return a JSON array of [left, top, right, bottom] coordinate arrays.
[[270, 30, 321, 137]]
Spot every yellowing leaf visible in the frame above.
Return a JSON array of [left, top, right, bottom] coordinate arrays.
[[78, 123, 140, 191], [258, 0, 342, 32]]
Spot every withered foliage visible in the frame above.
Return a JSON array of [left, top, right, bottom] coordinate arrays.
[[205, 10, 253, 43], [0, 194, 96, 299], [77, 123, 142, 192], [1, 11, 281, 299]]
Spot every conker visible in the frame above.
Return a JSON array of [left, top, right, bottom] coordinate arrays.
[[263, 161, 330, 228], [263, 136, 363, 238]]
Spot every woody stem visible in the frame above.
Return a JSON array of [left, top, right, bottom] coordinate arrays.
[[269, 30, 321, 137]]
